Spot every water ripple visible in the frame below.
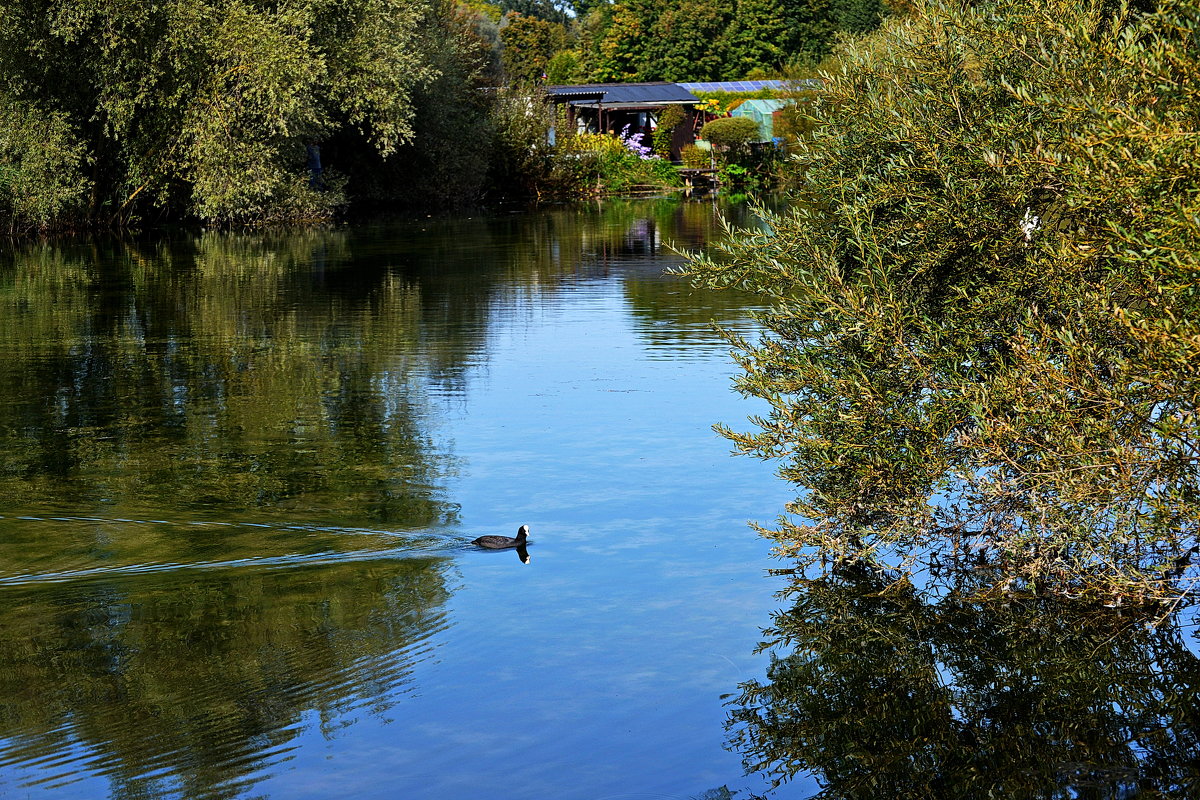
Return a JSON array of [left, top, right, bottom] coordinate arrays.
[[0, 513, 464, 588]]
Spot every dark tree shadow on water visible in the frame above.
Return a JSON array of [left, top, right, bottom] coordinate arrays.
[[727, 566, 1200, 799]]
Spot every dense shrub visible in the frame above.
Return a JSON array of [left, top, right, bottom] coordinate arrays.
[[700, 117, 761, 154], [682, 0, 1200, 602], [553, 132, 681, 195], [0, 98, 91, 233], [488, 87, 558, 196], [652, 105, 687, 157], [680, 144, 712, 169]]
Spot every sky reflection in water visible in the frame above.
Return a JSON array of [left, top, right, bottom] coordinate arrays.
[[0, 198, 799, 800], [0, 197, 1196, 800]]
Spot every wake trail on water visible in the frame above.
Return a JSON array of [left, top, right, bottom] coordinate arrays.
[[0, 513, 463, 587]]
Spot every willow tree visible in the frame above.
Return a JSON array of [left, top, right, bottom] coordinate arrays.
[[0, 0, 486, 229], [683, 0, 1200, 602]]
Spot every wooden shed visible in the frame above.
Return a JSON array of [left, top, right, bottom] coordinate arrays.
[[545, 82, 702, 162]]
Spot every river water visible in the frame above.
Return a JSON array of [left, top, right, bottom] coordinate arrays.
[[4, 197, 1199, 800], [0, 198, 808, 799]]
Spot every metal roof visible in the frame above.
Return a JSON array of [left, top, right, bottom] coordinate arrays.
[[678, 79, 821, 93], [543, 86, 607, 102], [546, 82, 699, 107]]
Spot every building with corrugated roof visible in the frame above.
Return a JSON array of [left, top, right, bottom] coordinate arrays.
[[545, 82, 702, 161]]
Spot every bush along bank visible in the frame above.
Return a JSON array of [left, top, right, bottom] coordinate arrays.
[[680, 0, 1200, 606]]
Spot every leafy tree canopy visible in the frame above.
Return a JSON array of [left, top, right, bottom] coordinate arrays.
[[499, 0, 572, 23], [0, 0, 489, 229], [573, 0, 888, 82], [700, 116, 760, 148], [500, 12, 569, 82], [682, 0, 1200, 602]]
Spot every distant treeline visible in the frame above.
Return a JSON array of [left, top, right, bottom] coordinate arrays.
[[492, 0, 897, 84], [0, 0, 891, 232]]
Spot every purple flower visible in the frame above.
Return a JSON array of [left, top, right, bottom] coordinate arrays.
[[619, 125, 655, 160]]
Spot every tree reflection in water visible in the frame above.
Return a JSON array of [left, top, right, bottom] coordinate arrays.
[[0, 554, 453, 799], [727, 566, 1200, 798], [0, 198, 764, 797]]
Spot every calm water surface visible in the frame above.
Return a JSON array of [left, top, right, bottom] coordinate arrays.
[[3, 197, 1199, 800], [0, 198, 808, 800]]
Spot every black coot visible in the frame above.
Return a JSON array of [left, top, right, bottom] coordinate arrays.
[[472, 524, 530, 549]]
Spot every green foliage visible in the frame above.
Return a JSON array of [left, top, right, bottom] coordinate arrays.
[[487, 87, 683, 199], [545, 49, 582, 83], [551, 132, 682, 195], [353, 3, 496, 211], [499, 0, 570, 24], [0, 0, 490, 228], [454, 1, 505, 86], [699, 116, 760, 150], [487, 98, 685, 198], [726, 0, 792, 77], [500, 12, 568, 82], [587, 1, 650, 82], [652, 104, 687, 157], [771, 90, 820, 143], [835, 0, 887, 33], [681, 143, 712, 169], [461, 0, 505, 22], [746, 66, 782, 80], [681, 0, 1200, 600], [719, 162, 750, 186], [780, 0, 840, 66], [578, 0, 888, 83], [643, 0, 732, 81], [487, 86, 558, 195], [0, 97, 92, 233]]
